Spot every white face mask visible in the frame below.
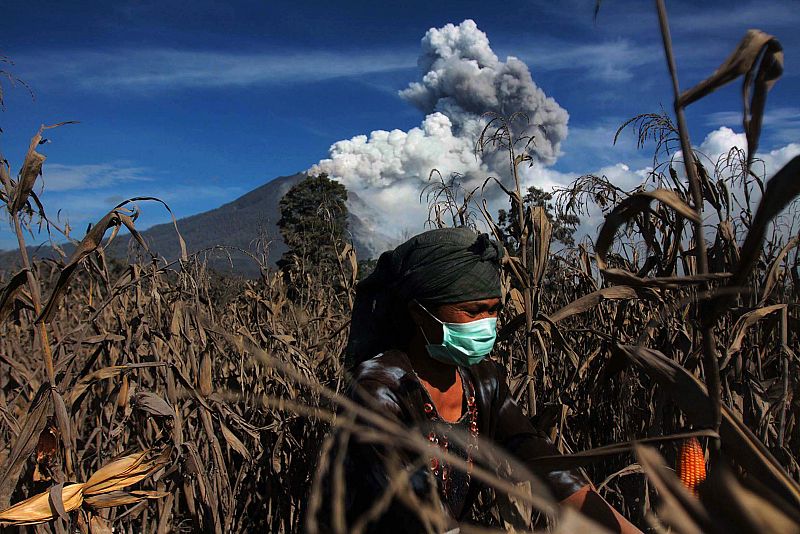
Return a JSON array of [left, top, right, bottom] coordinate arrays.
[[417, 302, 497, 367]]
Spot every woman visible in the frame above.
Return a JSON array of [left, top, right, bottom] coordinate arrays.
[[323, 228, 639, 533]]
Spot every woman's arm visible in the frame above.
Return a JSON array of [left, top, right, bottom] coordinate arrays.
[[319, 375, 433, 533]]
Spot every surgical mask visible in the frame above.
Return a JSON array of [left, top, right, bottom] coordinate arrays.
[[417, 302, 497, 367]]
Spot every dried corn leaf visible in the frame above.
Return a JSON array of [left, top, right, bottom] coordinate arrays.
[[169, 300, 183, 336], [67, 362, 166, 406], [549, 286, 640, 323], [9, 122, 76, 214], [0, 269, 29, 323], [760, 236, 799, 305], [51, 391, 72, 476], [272, 431, 284, 474], [10, 139, 45, 214], [601, 269, 730, 289], [0, 386, 51, 508], [133, 390, 174, 418], [597, 464, 644, 493], [595, 189, 700, 271], [48, 482, 69, 521], [199, 351, 213, 397], [508, 287, 524, 315], [678, 30, 783, 168], [0, 158, 10, 190], [219, 420, 252, 462], [339, 242, 358, 286], [117, 211, 155, 258], [499, 286, 644, 342], [529, 206, 552, 288], [116, 375, 130, 409], [0, 447, 168, 526], [532, 429, 718, 470], [38, 209, 124, 323], [115, 196, 188, 262], [552, 508, 614, 534], [727, 304, 785, 356], [83, 490, 169, 509], [496, 480, 533, 531], [737, 156, 800, 280], [695, 155, 721, 211], [80, 333, 126, 345], [89, 515, 113, 534], [679, 30, 781, 106], [701, 463, 800, 534], [0, 352, 38, 392]]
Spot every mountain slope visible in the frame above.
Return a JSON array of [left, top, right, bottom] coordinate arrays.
[[0, 173, 395, 277], [110, 172, 305, 275]]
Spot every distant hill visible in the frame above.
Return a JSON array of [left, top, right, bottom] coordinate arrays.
[[0, 172, 397, 277]]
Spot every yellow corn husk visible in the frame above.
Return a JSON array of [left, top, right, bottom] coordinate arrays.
[[0, 448, 169, 526], [0, 483, 84, 524], [677, 437, 707, 497], [84, 449, 167, 495]]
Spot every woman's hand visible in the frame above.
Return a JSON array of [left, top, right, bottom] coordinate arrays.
[[560, 485, 643, 534]]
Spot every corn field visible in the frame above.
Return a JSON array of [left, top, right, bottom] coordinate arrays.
[[1, 3, 800, 533]]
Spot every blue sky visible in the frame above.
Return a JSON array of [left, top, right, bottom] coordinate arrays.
[[1, 0, 798, 250]]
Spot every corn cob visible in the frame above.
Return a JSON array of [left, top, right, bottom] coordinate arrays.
[[677, 437, 707, 497]]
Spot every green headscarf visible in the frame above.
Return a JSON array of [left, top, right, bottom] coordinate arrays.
[[345, 227, 504, 368]]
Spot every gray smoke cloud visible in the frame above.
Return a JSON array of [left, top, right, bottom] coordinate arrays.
[[309, 19, 569, 253], [399, 19, 568, 164]]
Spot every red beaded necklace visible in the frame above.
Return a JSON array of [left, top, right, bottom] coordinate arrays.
[[423, 370, 479, 496]]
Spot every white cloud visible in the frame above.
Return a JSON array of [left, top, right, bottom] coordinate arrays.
[[311, 22, 800, 254], [523, 39, 662, 83], [468, 126, 798, 249], [762, 142, 800, 173], [41, 162, 153, 192], [670, 1, 800, 33], [399, 20, 568, 164], [19, 48, 415, 91], [698, 126, 800, 178], [697, 126, 747, 159], [705, 107, 800, 147]]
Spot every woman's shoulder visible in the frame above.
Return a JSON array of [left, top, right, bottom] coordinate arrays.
[[350, 350, 414, 384], [347, 350, 414, 414]]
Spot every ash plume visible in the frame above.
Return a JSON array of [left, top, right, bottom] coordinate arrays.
[[309, 20, 569, 250]]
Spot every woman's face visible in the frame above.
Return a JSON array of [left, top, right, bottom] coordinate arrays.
[[408, 297, 501, 348], [432, 297, 502, 324]]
